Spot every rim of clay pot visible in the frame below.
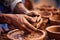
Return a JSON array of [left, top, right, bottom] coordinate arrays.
[[7, 29, 24, 40], [36, 30, 47, 39], [49, 18, 60, 22], [46, 25, 60, 34], [49, 15, 60, 22], [7, 29, 46, 40]]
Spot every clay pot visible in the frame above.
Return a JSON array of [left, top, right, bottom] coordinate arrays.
[[7, 29, 47, 40], [46, 25, 60, 40], [36, 30, 47, 40], [7, 29, 24, 40], [49, 14, 60, 25], [39, 11, 52, 18], [24, 30, 47, 40]]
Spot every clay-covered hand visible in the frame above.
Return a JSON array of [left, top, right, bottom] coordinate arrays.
[[0, 14, 37, 32], [26, 11, 40, 17]]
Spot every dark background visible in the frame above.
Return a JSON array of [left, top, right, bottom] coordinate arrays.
[[55, 0, 60, 7]]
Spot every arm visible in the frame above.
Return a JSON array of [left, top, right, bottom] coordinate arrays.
[[14, 3, 30, 14], [10, 0, 29, 14]]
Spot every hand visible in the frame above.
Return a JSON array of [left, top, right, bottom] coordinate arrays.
[[26, 11, 40, 17], [16, 14, 37, 32], [0, 14, 37, 32]]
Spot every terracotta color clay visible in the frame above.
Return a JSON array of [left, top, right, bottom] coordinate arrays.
[[46, 25, 60, 40]]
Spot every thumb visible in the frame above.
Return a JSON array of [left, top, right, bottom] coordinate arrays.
[[24, 15, 36, 23]]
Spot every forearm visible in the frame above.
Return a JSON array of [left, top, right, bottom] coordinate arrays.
[[0, 14, 13, 24], [14, 3, 29, 14]]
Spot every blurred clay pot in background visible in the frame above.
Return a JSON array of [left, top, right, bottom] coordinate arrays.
[[24, 30, 47, 40], [49, 12, 60, 25], [46, 25, 60, 40], [39, 11, 52, 18]]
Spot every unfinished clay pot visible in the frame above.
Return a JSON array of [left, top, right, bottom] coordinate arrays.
[[46, 25, 60, 40], [7, 29, 24, 40], [37, 18, 48, 30], [24, 30, 47, 40]]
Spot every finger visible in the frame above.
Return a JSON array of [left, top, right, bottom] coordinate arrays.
[[32, 11, 40, 16], [37, 16, 41, 22], [24, 15, 36, 23], [33, 16, 38, 22], [30, 10, 40, 15], [23, 18, 37, 31], [37, 18, 43, 28]]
